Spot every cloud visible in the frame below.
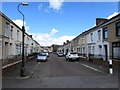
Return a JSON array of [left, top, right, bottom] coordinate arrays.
[[12, 19, 30, 31], [93, 12, 120, 27], [38, 3, 50, 13], [28, 28, 76, 46], [38, 3, 43, 11], [48, 0, 64, 11], [44, 9, 50, 13], [50, 28, 59, 36], [107, 12, 120, 19]]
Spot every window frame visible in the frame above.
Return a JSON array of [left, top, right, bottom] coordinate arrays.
[[90, 33, 93, 42], [0, 41, 1, 47], [10, 25, 13, 38], [17, 30, 19, 41], [4, 22, 9, 37], [103, 27, 108, 39], [116, 22, 120, 36], [98, 30, 101, 40], [112, 42, 120, 60]]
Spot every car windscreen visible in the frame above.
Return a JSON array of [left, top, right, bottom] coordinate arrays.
[[70, 52, 77, 54], [39, 54, 46, 56]]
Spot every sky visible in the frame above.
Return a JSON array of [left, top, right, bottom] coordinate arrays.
[[1, 1, 119, 46]]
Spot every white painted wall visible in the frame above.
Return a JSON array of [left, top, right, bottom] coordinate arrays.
[[86, 28, 109, 61], [0, 38, 2, 60]]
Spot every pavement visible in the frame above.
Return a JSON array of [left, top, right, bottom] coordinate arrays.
[[2, 59, 39, 80], [79, 59, 119, 76]]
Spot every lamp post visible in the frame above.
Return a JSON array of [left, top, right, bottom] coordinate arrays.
[[17, 3, 28, 77]]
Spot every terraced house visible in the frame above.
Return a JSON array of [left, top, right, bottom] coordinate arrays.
[[58, 13, 120, 70], [0, 12, 41, 72]]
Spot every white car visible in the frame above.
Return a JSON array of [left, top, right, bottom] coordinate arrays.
[[66, 52, 79, 61]]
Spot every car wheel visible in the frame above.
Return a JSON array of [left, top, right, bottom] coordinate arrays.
[[68, 58, 70, 62], [66, 58, 68, 60]]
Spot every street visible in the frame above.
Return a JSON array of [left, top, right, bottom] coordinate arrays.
[[3, 53, 118, 88]]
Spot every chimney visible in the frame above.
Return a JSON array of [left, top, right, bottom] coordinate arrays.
[[66, 40, 69, 43], [29, 35, 32, 38], [96, 18, 108, 25]]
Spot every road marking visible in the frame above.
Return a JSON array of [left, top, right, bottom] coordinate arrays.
[[38, 62, 41, 64], [80, 63, 107, 74]]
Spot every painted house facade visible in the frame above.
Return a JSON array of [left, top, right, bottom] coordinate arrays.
[[101, 14, 120, 60], [58, 13, 120, 62], [0, 12, 41, 67]]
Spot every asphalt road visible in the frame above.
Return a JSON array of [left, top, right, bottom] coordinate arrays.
[[2, 53, 118, 88]]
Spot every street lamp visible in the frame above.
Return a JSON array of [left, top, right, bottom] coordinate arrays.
[[17, 3, 28, 77]]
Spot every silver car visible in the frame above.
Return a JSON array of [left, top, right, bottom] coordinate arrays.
[[37, 53, 47, 62], [57, 52, 64, 57]]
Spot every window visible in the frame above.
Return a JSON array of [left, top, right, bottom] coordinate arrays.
[[103, 27, 108, 39], [98, 30, 101, 40], [16, 45, 20, 55], [83, 47, 85, 54], [10, 25, 13, 38], [88, 46, 91, 54], [116, 22, 120, 36], [82, 37, 84, 43], [90, 33, 93, 42], [4, 22, 9, 37], [112, 42, 120, 59], [10, 43, 13, 55], [17, 30, 19, 41], [92, 46, 95, 54], [0, 41, 1, 47], [27, 37, 29, 43], [99, 45, 102, 55]]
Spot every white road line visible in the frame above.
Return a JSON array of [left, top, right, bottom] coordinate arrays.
[[80, 63, 107, 74], [38, 62, 41, 64]]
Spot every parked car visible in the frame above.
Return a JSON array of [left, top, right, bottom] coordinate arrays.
[[66, 52, 79, 61], [43, 52, 49, 57], [37, 53, 47, 62], [64, 51, 67, 56], [57, 52, 64, 57]]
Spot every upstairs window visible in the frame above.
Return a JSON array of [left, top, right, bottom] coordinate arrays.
[[98, 30, 101, 40], [116, 22, 120, 36], [90, 33, 93, 42], [10, 25, 13, 38], [17, 30, 19, 41], [4, 22, 9, 37], [103, 27, 108, 39]]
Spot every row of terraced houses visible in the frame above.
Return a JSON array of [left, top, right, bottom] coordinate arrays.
[[58, 13, 120, 69], [0, 12, 41, 71]]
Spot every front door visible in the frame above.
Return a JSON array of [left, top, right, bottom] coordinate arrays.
[[104, 45, 108, 61]]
